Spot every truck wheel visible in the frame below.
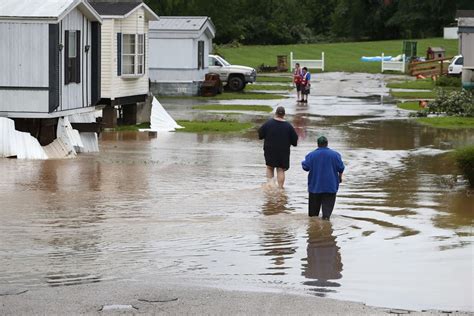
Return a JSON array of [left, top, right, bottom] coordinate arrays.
[[228, 76, 244, 91]]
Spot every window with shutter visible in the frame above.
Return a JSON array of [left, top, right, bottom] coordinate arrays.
[[64, 30, 80, 84], [198, 41, 204, 70]]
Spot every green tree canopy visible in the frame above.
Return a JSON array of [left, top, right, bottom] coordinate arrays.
[[144, 0, 474, 45]]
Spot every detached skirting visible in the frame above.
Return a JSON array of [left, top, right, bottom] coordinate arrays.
[[149, 81, 201, 96]]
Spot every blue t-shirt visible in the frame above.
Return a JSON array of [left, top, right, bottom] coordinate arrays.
[[302, 147, 345, 193]]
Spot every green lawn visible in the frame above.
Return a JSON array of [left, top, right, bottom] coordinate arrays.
[[257, 76, 293, 83], [159, 91, 287, 100], [111, 122, 150, 131], [416, 117, 474, 129], [390, 90, 437, 99], [387, 79, 435, 90], [246, 84, 292, 91], [219, 38, 458, 73], [176, 120, 254, 133], [193, 104, 273, 112], [397, 102, 421, 111]]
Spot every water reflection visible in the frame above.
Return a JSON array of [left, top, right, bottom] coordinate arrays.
[[261, 189, 290, 216], [258, 189, 297, 275], [302, 219, 342, 296]]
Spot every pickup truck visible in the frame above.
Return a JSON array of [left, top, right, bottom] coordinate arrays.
[[448, 55, 463, 76], [208, 54, 257, 91]]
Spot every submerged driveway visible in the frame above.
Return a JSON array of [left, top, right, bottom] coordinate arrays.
[[0, 73, 472, 314]]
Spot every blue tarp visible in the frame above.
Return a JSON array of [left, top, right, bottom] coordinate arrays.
[[361, 56, 392, 62]]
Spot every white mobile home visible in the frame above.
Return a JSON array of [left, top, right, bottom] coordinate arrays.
[[0, 0, 102, 158], [149, 17, 216, 96], [457, 10, 474, 90], [0, 0, 102, 119], [89, 1, 158, 126]]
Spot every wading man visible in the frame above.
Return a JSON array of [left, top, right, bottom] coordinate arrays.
[[302, 136, 344, 219], [258, 106, 298, 189]]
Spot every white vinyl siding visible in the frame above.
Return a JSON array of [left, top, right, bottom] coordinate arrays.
[[61, 7, 92, 111], [148, 19, 214, 84], [0, 23, 48, 87], [461, 33, 474, 68], [0, 90, 49, 113], [99, 19, 114, 98], [100, 7, 149, 99]]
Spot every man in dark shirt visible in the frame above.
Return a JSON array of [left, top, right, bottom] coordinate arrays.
[[302, 136, 345, 220], [258, 106, 298, 188]]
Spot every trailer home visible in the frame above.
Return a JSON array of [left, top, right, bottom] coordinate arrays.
[[457, 10, 474, 90], [89, 1, 159, 126], [149, 17, 216, 96], [0, 0, 102, 158]]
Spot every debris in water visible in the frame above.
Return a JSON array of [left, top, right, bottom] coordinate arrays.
[[0, 290, 28, 296], [99, 304, 138, 311], [138, 297, 178, 303]]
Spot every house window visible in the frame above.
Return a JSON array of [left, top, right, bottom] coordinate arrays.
[[121, 34, 145, 76], [198, 41, 204, 70], [65, 30, 81, 84]]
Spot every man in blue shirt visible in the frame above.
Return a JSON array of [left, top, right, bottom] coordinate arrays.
[[302, 136, 345, 220]]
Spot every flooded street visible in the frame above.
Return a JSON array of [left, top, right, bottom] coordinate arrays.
[[0, 81, 473, 312]]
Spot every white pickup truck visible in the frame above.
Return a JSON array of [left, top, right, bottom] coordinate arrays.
[[448, 55, 463, 75], [208, 54, 257, 91]]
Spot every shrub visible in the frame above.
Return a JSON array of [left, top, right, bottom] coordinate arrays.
[[428, 89, 474, 117], [454, 146, 474, 187], [436, 76, 462, 87]]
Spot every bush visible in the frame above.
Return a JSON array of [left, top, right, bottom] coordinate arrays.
[[454, 146, 474, 187], [428, 89, 474, 117], [436, 76, 462, 87]]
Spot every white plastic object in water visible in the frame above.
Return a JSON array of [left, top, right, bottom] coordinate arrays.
[[143, 97, 183, 132]]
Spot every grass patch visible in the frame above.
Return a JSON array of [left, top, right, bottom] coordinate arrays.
[[416, 117, 474, 129], [397, 102, 421, 111], [387, 79, 435, 90], [193, 104, 273, 112], [246, 84, 292, 91], [111, 122, 150, 131], [391, 90, 437, 99], [159, 92, 286, 100], [176, 120, 254, 133], [257, 76, 293, 83], [219, 38, 458, 73], [453, 146, 474, 187]]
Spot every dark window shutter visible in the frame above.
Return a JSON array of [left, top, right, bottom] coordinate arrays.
[[117, 33, 122, 76], [143, 34, 146, 74], [49, 24, 60, 113], [91, 22, 101, 105], [198, 41, 204, 70], [64, 30, 70, 84], [75, 30, 81, 83]]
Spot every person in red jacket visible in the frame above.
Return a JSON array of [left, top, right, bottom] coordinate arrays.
[[301, 67, 311, 103], [293, 63, 303, 102]]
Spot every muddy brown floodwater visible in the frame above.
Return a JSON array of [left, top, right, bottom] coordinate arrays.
[[0, 92, 473, 312]]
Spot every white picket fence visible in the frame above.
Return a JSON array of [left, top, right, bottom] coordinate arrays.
[[290, 51, 325, 72], [381, 53, 406, 73]]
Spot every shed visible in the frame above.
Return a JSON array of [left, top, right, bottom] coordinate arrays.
[[0, 0, 102, 119], [148, 16, 216, 96], [426, 47, 445, 60], [456, 10, 474, 89], [88, 1, 159, 126]]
